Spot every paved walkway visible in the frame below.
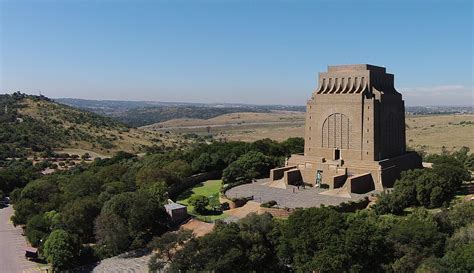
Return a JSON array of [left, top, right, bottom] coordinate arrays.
[[226, 179, 369, 208], [69, 249, 155, 273], [90, 251, 153, 273], [0, 205, 47, 273]]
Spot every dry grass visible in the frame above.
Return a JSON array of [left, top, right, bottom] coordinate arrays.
[[405, 114, 474, 154], [142, 111, 305, 129], [147, 111, 474, 155], [18, 99, 191, 155]]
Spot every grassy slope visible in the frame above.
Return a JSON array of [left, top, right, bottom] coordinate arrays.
[[177, 179, 227, 221], [2, 95, 189, 156]]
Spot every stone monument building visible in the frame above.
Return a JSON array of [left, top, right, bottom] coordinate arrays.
[[270, 64, 422, 193]]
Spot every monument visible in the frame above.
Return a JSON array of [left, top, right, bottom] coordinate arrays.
[[269, 64, 422, 193]]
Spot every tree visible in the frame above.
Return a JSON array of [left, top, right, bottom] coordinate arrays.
[[222, 151, 273, 185], [94, 212, 130, 256], [148, 229, 194, 272], [278, 207, 348, 272], [170, 213, 285, 272], [12, 198, 39, 225], [191, 152, 220, 173], [374, 155, 470, 214], [42, 229, 77, 271], [63, 172, 102, 200], [388, 212, 446, 272], [81, 153, 90, 160], [281, 137, 305, 156], [188, 195, 209, 214], [160, 160, 193, 186], [26, 214, 50, 247], [61, 196, 101, 243]]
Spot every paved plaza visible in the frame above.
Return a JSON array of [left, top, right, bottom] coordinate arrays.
[[226, 179, 371, 209]]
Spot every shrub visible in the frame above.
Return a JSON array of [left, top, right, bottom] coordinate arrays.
[[261, 200, 277, 208], [188, 195, 209, 214]]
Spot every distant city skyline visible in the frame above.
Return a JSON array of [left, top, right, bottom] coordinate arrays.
[[1, 0, 472, 106]]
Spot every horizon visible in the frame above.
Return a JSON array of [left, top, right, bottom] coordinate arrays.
[[54, 95, 474, 108], [1, 1, 473, 106], [2, 91, 474, 108]]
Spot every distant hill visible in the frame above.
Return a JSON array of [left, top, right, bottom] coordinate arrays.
[[405, 105, 473, 115], [0, 93, 185, 159], [56, 98, 306, 127]]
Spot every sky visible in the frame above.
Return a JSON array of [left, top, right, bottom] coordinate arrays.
[[0, 0, 472, 106]]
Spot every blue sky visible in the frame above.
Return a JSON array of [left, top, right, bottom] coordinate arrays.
[[1, 0, 472, 105]]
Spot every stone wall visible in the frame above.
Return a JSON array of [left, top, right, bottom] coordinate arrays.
[[331, 174, 347, 189], [270, 166, 296, 181], [219, 195, 249, 209], [346, 173, 375, 193], [258, 207, 293, 218], [168, 171, 222, 199], [284, 168, 303, 185]]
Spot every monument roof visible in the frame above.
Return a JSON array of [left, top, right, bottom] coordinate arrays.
[[327, 64, 386, 73], [315, 64, 397, 94]]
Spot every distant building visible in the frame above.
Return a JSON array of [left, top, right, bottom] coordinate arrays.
[[270, 64, 422, 193], [164, 202, 188, 223]]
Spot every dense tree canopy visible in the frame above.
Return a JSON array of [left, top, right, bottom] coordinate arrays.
[[160, 203, 473, 273], [374, 153, 470, 214]]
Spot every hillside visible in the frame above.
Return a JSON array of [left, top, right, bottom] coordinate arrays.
[[56, 98, 307, 127], [0, 93, 186, 159], [142, 111, 305, 129]]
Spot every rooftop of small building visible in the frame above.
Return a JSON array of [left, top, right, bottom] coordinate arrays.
[[164, 202, 186, 210]]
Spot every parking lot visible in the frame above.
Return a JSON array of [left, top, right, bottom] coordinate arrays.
[[0, 205, 47, 273]]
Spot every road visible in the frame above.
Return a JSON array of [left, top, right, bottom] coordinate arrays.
[[0, 205, 46, 273]]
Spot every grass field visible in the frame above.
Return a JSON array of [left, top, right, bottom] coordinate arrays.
[[177, 179, 227, 222]]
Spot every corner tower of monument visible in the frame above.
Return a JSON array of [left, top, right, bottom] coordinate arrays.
[[269, 64, 421, 193]]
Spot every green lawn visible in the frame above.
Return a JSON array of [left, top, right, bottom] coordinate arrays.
[[177, 179, 228, 222]]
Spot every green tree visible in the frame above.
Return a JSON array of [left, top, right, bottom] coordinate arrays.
[[170, 213, 285, 272], [61, 196, 101, 243], [278, 207, 348, 272], [148, 229, 194, 272], [42, 229, 77, 271], [94, 212, 130, 256], [388, 213, 446, 272], [25, 214, 50, 247], [188, 195, 209, 214], [222, 151, 273, 185]]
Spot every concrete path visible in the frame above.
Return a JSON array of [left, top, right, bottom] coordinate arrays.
[[226, 180, 369, 209], [0, 205, 47, 273]]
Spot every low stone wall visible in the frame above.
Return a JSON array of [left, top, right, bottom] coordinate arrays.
[[258, 207, 293, 218], [169, 171, 222, 199], [331, 174, 347, 189], [332, 197, 370, 212], [284, 168, 302, 185], [219, 195, 249, 209], [347, 173, 375, 194], [270, 166, 296, 181]]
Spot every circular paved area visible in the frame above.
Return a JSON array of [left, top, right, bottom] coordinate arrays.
[[225, 179, 369, 209]]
